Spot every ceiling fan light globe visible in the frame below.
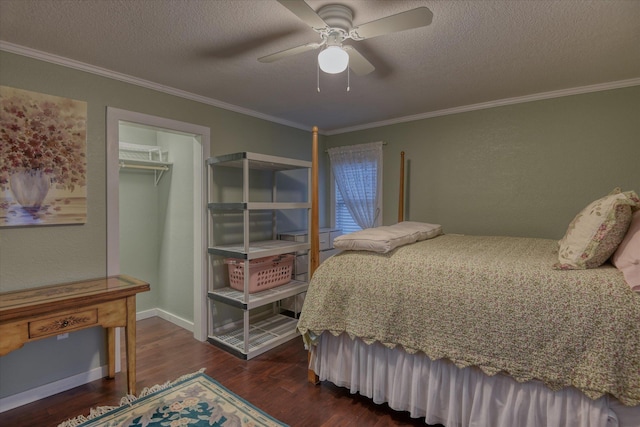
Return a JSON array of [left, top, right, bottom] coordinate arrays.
[[318, 46, 349, 74]]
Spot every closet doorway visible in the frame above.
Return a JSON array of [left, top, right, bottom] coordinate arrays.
[[106, 108, 210, 342]]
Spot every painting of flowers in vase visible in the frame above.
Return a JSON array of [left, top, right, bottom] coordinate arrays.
[[0, 86, 87, 227]]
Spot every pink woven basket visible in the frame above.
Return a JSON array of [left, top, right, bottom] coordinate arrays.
[[225, 254, 294, 293]]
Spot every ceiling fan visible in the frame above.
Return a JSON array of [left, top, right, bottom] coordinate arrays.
[[258, 0, 433, 76]]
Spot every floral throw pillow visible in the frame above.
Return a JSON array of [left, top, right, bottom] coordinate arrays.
[[554, 189, 639, 270]]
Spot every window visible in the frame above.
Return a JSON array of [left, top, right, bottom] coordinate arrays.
[[329, 142, 383, 233], [335, 179, 363, 233]]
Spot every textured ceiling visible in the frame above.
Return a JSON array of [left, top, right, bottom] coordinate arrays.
[[1, 0, 639, 133]]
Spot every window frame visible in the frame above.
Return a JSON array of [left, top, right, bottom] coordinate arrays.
[[329, 156, 383, 232]]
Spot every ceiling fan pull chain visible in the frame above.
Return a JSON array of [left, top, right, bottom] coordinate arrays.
[[317, 61, 321, 92], [347, 66, 350, 92]]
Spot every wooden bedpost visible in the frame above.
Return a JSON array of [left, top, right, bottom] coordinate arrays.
[[308, 126, 321, 385], [398, 151, 405, 223], [309, 126, 320, 278]]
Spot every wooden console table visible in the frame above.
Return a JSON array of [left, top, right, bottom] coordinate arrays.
[[0, 275, 150, 395]]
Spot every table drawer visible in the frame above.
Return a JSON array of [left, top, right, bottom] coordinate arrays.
[[29, 309, 98, 339]]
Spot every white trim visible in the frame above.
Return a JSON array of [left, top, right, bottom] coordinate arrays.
[[0, 365, 109, 413], [136, 309, 194, 332], [0, 41, 307, 132], [106, 111, 121, 277], [106, 108, 209, 342], [192, 134, 209, 343], [325, 78, 640, 135], [3, 41, 638, 137], [136, 308, 157, 321]]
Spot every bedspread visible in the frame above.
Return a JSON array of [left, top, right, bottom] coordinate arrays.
[[297, 234, 640, 405]]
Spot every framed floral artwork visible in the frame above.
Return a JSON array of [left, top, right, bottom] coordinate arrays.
[[0, 86, 87, 227]]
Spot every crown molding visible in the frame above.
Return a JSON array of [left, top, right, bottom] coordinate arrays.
[[2, 41, 638, 137], [0, 41, 310, 132], [325, 77, 640, 135]]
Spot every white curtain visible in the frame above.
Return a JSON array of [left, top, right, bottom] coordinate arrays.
[[328, 141, 382, 230]]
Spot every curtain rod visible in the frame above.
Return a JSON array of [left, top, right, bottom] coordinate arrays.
[[324, 141, 387, 153]]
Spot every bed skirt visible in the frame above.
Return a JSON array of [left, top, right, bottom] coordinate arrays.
[[309, 332, 640, 427]]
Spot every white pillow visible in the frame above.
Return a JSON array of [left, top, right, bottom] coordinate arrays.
[[393, 221, 443, 241], [333, 221, 442, 253]]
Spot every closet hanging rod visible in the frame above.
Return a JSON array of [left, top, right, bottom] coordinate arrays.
[[119, 162, 170, 171]]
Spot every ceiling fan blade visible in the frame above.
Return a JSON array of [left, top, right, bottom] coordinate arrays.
[[350, 7, 433, 40], [276, 0, 328, 31], [258, 42, 322, 63], [343, 46, 375, 76]]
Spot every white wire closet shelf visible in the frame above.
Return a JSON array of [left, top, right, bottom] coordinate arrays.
[[119, 142, 172, 185]]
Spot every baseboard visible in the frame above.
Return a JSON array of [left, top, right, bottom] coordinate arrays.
[[0, 310, 194, 413], [0, 365, 109, 413], [137, 308, 194, 332]]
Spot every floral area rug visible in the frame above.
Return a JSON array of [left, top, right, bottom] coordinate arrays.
[[58, 369, 289, 427]]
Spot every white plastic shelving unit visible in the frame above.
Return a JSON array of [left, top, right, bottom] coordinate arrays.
[[206, 152, 311, 359]]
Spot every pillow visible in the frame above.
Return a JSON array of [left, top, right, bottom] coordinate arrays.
[[392, 221, 443, 241], [554, 189, 639, 270], [611, 210, 640, 292], [333, 221, 442, 253]]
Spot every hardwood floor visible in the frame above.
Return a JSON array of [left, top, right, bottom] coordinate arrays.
[[1, 317, 440, 426]]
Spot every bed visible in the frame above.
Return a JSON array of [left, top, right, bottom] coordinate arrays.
[[299, 128, 640, 427]]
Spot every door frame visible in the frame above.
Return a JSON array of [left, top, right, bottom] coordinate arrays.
[[106, 107, 210, 342]]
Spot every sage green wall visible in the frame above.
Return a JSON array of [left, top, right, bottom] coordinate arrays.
[[156, 131, 195, 321], [118, 125, 197, 321], [326, 86, 640, 239], [119, 124, 161, 313], [0, 51, 319, 400]]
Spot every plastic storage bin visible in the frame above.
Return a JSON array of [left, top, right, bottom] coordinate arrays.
[[225, 254, 294, 293]]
